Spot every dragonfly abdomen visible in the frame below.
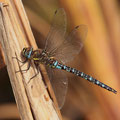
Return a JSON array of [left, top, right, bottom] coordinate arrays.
[[52, 60, 117, 94]]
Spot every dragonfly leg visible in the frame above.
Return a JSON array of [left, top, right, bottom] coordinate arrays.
[[15, 61, 31, 73], [27, 65, 39, 84], [13, 57, 28, 68], [30, 67, 39, 79], [12, 57, 28, 63]]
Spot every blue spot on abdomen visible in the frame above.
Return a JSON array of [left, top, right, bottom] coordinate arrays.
[[56, 65, 62, 69], [54, 61, 58, 66]]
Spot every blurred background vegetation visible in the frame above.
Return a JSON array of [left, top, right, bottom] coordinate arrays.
[[0, 0, 120, 120]]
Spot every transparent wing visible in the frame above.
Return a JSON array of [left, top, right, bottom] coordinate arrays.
[[46, 67, 68, 109], [44, 8, 66, 53], [49, 25, 88, 63]]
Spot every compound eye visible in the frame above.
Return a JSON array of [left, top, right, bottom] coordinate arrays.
[[22, 48, 26, 52], [22, 48, 27, 56]]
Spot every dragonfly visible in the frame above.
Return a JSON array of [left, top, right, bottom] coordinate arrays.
[[15, 8, 117, 109]]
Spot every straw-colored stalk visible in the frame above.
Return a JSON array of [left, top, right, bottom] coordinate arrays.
[[0, 0, 62, 120]]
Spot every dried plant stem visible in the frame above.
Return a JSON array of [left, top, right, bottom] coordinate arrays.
[[0, 1, 62, 120]]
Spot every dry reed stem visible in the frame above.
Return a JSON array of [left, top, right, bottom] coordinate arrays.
[[0, 1, 62, 120]]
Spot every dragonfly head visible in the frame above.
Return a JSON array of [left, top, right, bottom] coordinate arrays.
[[22, 47, 33, 59]]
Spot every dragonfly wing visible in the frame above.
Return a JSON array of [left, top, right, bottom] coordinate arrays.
[[46, 67, 68, 109], [44, 8, 66, 53], [51, 25, 88, 63], [50, 25, 88, 63]]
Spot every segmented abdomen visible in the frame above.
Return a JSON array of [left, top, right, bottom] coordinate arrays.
[[52, 60, 117, 94]]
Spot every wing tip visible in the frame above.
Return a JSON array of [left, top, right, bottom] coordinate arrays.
[[75, 25, 79, 29], [55, 10, 57, 14], [54, 8, 65, 15]]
